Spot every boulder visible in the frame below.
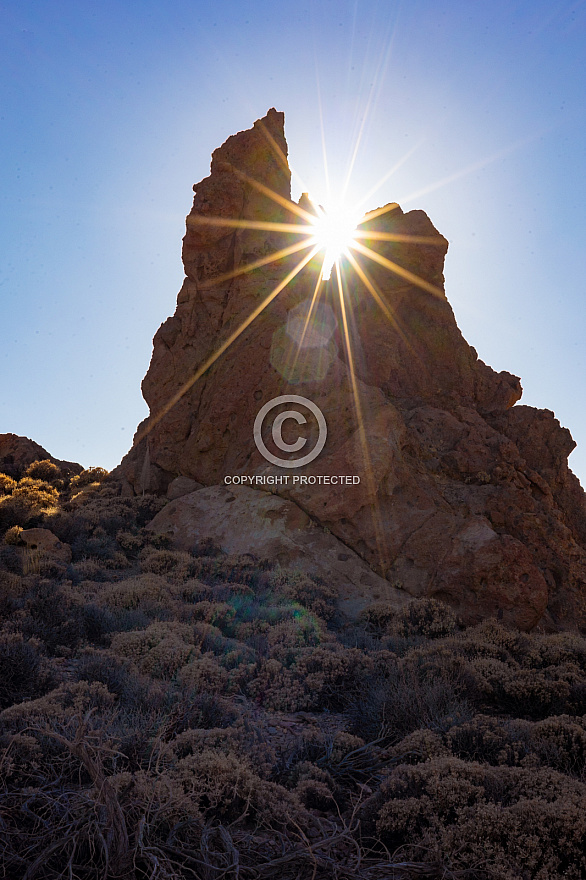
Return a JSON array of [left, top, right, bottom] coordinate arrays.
[[19, 528, 72, 566], [146, 484, 408, 619]]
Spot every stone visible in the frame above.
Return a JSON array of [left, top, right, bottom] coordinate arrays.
[[146, 484, 409, 619], [19, 528, 72, 565], [167, 475, 203, 500], [116, 109, 586, 631], [0, 433, 83, 479]]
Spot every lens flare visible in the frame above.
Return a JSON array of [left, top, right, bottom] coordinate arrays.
[[308, 201, 363, 280]]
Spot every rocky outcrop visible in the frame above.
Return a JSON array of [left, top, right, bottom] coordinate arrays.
[[0, 434, 83, 479], [146, 483, 409, 619], [116, 109, 586, 631]]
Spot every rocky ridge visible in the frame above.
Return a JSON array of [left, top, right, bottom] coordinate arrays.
[[115, 109, 586, 631]]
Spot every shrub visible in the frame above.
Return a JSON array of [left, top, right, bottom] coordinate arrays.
[[360, 601, 399, 632], [23, 459, 62, 482], [19, 580, 84, 654], [371, 758, 586, 879], [69, 467, 109, 489], [0, 633, 55, 709], [348, 658, 472, 742], [3, 525, 23, 545], [268, 569, 337, 620], [110, 621, 197, 679], [393, 597, 458, 639], [139, 547, 193, 580], [0, 473, 17, 495]]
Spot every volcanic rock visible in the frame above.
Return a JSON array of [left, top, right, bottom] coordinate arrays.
[[116, 109, 586, 630], [147, 483, 408, 619], [0, 433, 83, 479], [18, 528, 72, 566]]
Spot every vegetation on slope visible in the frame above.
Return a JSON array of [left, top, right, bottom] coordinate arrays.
[[1, 463, 586, 879]]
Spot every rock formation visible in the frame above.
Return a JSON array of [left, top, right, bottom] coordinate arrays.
[[116, 109, 586, 631], [0, 434, 83, 479]]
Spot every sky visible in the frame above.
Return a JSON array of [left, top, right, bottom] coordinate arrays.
[[1, 0, 585, 486]]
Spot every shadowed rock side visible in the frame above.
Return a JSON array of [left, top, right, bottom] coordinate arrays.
[[115, 108, 586, 631], [0, 434, 83, 479]]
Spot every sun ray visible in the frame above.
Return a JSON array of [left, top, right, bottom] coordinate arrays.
[[354, 230, 445, 245], [359, 202, 401, 224], [353, 139, 426, 212], [227, 165, 317, 224], [284, 263, 326, 381], [351, 239, 445, 299], [186, 215, 312, 234], [135, 245, 321, 445], [253, 113, 314, 201], [315, 72, 331, 201], [345, 249, 428, 369], [334, 260, 389, 574], [199, 238, 317, 290]]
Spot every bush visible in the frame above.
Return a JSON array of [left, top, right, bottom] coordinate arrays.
[[370, 758, 586, 879], [0, 633, 55, 709], [69, 467, 109, 489], [23, 459, 62, 482], [20, 580, 84, 654], [0, 473, 17, 494], [394, 598, 458, 639], [3, 525, 23, 545]]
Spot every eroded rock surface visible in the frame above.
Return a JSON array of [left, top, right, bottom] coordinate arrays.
[[116, 109, 586, 630], [0, 434, 83, 479], [147, 484, 408, 619]]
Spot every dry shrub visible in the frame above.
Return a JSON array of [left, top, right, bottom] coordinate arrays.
[[0, 472, 17, 494], [139, 546, 193, 580], [371, 758, 586, 879], [0, 632, 55, 709], [179, 653, 230, 693], [0, 478, 59, 529], [110, 620, 197, 679], [189, 599, 237, 629], [447, 714, 533, 767], [116, 528, 143, 554], [360, 601, 398, 632], [19, 579, 85, 655], [99, 573, 173, 610], [530, 714, 586, 774], [24, 459, 62, 482], [247, 658, 308, 711], [525, 630, 586, 671], [348, 657, 472, 743], [190, 552, 271, 587], [393, 597, 458, 639], [465, 656, 575, 717], [3, 525, 23, 545], [75, 648, 158, 708], [293, 643, 374, 711], [268, 568, 337, 620], [69, 466, 109, 489], [388, 728, 450, 763]]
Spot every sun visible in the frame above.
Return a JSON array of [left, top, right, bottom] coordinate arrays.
[[306, 199, 363, 280]]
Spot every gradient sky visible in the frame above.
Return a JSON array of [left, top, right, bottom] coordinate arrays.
[[1, 0, 585, 486]]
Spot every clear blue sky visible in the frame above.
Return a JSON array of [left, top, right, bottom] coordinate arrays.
[[1, 1, 585, 486]]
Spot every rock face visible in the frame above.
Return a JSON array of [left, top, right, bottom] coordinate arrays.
[[117, 109, 586, 630], [0, 434, 83, 479], [147, 484, 409, 619]]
